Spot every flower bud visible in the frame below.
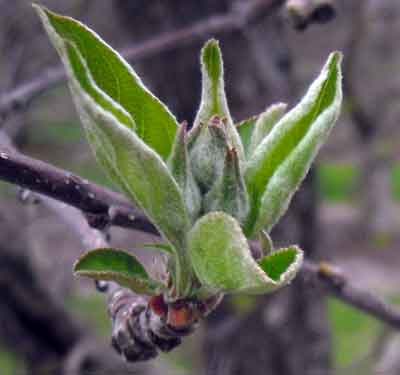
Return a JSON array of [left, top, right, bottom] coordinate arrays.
[[189, 116, 229, 193]]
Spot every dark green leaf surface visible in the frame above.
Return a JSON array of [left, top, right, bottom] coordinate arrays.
[[258, 247, 300, 282], [74, 248, 164, 295]]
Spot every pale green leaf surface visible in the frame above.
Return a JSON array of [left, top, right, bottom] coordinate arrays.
[[203, 149, 249, 224], [236, 116, 257, 158], [168, 123, 201, 222], [58, 42, 191, 295], [192, 39, 244, 160], [245, 52, 342, 235], [35, 5, 178, 159], [188, 212, 296, 294], [73, 248, 164, 295], [248, 103, 287, 157]]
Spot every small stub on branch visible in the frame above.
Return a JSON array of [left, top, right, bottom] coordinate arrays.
[[318, 261, 345, 288]]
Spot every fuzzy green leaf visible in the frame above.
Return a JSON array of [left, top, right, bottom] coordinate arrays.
[[245, 52, 342, 236], [236, 116, 258, 158], [38, 33, 191, 295], [35, 5, 178, 160], [74, 248, 164, 295], [188, 212, 300, 295], [248, 103, 287, 157], [192, 39, 244, 161], [203, 148, 249, 224], [189, 116, 229, 192], [168, 122, 201, 222]]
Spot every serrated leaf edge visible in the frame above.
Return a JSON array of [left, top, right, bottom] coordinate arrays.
[[258, 246, 304, 287]]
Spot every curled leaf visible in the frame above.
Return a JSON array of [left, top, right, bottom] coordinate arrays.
[[245, 52, 342, 236], [188, 212, 303, 295], [257, 246, 303, 289]]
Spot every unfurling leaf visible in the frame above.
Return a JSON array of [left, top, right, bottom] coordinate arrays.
[[203, 148, 249, 224], [189, 116, 229, 192], [236, 116, 258, 158], [192, 39, 244, 161], [245, 52, 342, 236], [188, 212, 303, 294], [36, 6, 192, 296], [74, 248, 165, 295], [34, 5, 178, 160], [168, 122, 201, 222], [248, 103, 287, 157]]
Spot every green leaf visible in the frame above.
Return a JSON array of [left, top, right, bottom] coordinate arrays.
[[168, 122, 201, 222], [188, 212, 300, 295], [245, 52, 343, 236], [35, 5, 178, 160], [43, 37, 191, 296], [258, 246, 303, 286], [189, 116, 229, 192], [236, 116, 258, 158], [258, 230, 274, 256], [73, 248, 165, 295], [203, 148, 249, 224], [248, 103, 287, 157], [192, 39, 244, 161]]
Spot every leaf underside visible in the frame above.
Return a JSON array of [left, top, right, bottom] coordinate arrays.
[[188, 212, 303, 295]]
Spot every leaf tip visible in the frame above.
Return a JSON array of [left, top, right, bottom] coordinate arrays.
[[201, 38, 223, 81]]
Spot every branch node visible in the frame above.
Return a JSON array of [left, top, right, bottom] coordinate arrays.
[[317, 261, 346, 288]]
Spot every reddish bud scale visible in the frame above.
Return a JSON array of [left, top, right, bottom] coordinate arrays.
[[149, 295, 168, 317]]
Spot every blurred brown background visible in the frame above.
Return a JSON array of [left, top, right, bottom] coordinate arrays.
[[0, 1, 399, 374]]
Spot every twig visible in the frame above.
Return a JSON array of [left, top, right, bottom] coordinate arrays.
[[0, 142, 400, 333], [1, 133, 400, 335], [45, 198, 202, 362], [0, 130, 209, 362], [0, 142, 157, 234], [0, 0, 285, 121], [301, 261, 400, 330]]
